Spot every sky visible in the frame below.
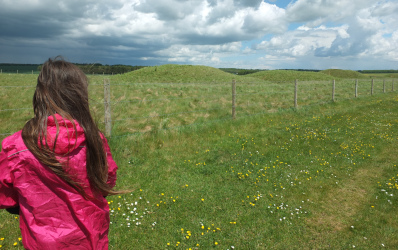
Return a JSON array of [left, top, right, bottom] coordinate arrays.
[[0, 0, 397, 70]]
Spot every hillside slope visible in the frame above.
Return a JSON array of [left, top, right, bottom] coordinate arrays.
[[247, 70, 335, 82]]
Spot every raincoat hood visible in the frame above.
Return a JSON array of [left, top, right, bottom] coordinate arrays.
[[43, 114, 86, 155]]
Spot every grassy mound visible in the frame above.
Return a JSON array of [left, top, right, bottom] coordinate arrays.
[[247, 70, 335, 82], [361, 72, 398, 79], [321, 69, 367, 79], [113, 64, 261, 84]]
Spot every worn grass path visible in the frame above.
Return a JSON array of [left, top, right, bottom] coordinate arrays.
[[299, 98, 398, 249]]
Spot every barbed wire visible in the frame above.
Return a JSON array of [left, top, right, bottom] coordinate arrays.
[[0, 132, 13, 137], [88, 94, 231, 107], [1, 79, 391, 89], [0, 85, 36, 88], [236, 90, 292, 96], [96, 82, 233, 87], [236, 103, 291, 109], [111, 94, 231, 105]]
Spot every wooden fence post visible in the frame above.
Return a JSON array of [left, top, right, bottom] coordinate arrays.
[[232, 79, 236, 120], [332, 79, 335, 102], [294, 79, 298, 108], [355, 79, 358, 98], [392, 80, 395, 92], [371, 79, 374, 95], [383, 79, 386, 93], [104, 78, 112, 137]]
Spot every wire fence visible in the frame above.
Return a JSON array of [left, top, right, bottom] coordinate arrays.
[[0, 78, 396, 139]]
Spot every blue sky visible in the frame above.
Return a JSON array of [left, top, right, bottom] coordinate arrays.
[[0, 0, 397, 70], [270, 0, 293, 8]]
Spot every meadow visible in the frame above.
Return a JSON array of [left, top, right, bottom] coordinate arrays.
[[0, 67, 397, 249]]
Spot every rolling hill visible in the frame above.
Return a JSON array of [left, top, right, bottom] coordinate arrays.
[[113, 64, 261, 83]]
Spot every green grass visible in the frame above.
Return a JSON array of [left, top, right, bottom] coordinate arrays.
[[109, 94, 398, 249], [0, 67, 398, 249], [247, 70, 336, 82]]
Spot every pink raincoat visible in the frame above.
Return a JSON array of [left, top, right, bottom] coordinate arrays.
[[0, 114, 118, 249]]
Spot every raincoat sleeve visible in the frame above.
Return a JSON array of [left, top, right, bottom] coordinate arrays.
[[0, 139, 19, 209], [101, 136, 118, 189]]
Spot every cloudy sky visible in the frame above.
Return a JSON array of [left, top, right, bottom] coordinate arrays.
[[1, 0, 397, 70]]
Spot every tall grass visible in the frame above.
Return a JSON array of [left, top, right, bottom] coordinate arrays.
[[0, 68, 397, 249]]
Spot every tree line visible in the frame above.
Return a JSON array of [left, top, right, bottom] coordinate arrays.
[[41, 63, 146, 75], [0, 63, 145, 74]]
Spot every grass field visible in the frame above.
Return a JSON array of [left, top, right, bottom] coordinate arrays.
[[0, 67, 397, 249], [1, 66, 395, 138]]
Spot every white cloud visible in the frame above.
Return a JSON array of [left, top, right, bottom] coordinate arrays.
[[255, 25, 348, 56], [157, 42, 242, 65], [0, 0, 397, 69]]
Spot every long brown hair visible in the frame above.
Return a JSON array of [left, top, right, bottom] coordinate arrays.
[[22, 56, 116, 198]]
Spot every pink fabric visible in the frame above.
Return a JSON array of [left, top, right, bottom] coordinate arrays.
[[0, 114, 118, 249]]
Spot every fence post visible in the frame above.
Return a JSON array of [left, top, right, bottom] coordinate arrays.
[[393, 80, 395, 92], [17, 70, 18, 74], [355, 79, 358, 98], [332, 79, 335, 102], [371, 79, 374, 95], [294, 79, 298, 108], [383, 79, 386, 93], [232, 79, 236, 120], [104, 78, 112, 137]]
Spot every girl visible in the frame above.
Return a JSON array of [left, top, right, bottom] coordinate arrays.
[[0, 57, 118, 249]]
